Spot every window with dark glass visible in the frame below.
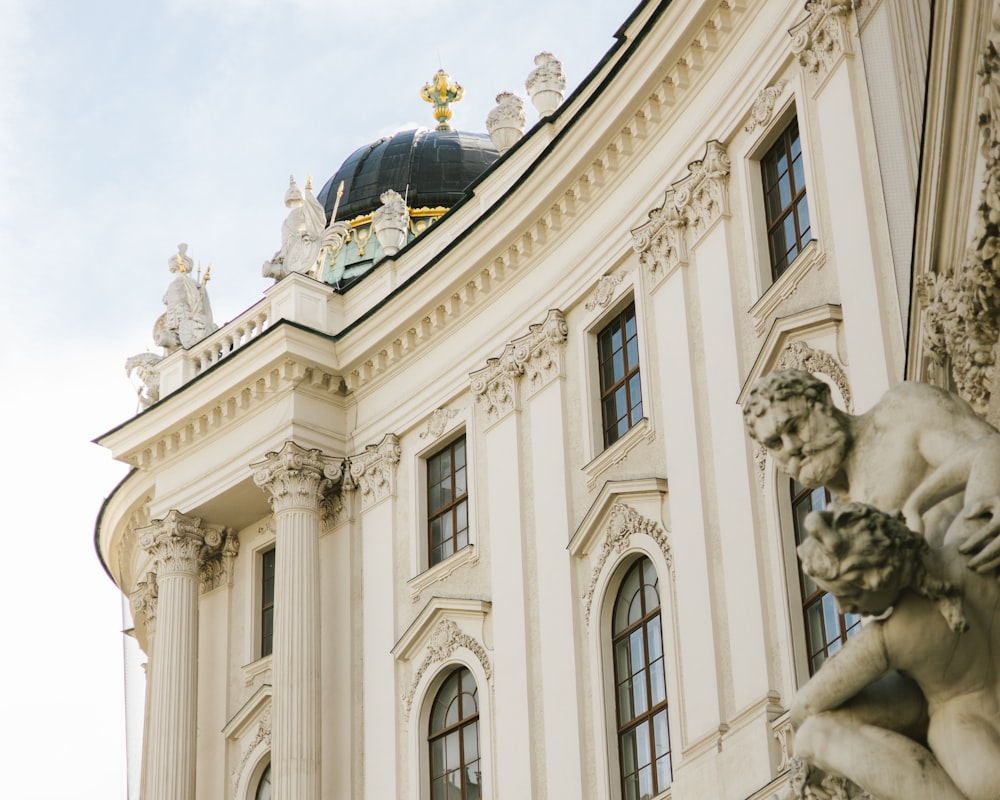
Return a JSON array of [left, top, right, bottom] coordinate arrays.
[[255, 763, 271, 800], [790, 479, 861, 674], [427, 436, 469, 567], [613, 557, 671, 800], [598, 303, 643, 448], [261, 548, 275, 658], [429, 667, 481, 800], [762, 117, 811, 280]]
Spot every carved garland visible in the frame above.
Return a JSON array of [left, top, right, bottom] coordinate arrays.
[[586, 273, 625, 311], [631, 141, 731, 280], [919, 8, 1000, 415], [582, 503, 672, 624], [401, 619, 493, 719], [469, 309, 568, 424]]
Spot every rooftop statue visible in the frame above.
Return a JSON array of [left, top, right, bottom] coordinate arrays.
[[125, 352, 163, 410], [792, 503, 1000, 800], [262, 175, 327, 281], [744, 370, 1000, 799], [153, 243, 217, 353]]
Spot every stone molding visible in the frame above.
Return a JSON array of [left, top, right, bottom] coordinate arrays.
[[138, 510, 224, 578], [349, 433, 402, 510], [419, 408, 460, 440], [789, 0, 857, 78], [745, 79, 788, 133], [631, 141, 731, 282], [401, 618, 493, 719], [583, 502, 672, 624], [251, 441, 345, 515], [918, 8, 1000, 415], [470, 309, 568, 425]]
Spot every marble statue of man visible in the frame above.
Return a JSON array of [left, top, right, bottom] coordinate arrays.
[[262, 175, 327, 281], [153, 243, 217, 352], [791, 503, 1000, 800]]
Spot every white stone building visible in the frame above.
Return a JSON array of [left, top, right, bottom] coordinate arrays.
[[95, 0, 996, 798]]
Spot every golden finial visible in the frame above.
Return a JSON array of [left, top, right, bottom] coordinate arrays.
[[421, 69, 464, 131], [305, 174, 313, 191], [176, 252, 189, 274], [203, 264, 212, 284]]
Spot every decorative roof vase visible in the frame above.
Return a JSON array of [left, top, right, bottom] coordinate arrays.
[[525, 52, 566, 118], [486, 92, 526, 154]]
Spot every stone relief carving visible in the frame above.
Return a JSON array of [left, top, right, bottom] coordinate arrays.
[[125, 352, 163, 409], [262, 175, 327, 281], [486, 91, 526, 154], [200, 528, 239, 594], [419, 408, 460, 440], [231, 707, 271, 794], [788, 0, 857, 78], [918, 13, 1000, 415], [525, 52, 566, 117], [745, 79, 788, 133], [585, 272, 624, 311], [631, 141, 730, 280], [582, 503, 672, 624], [744, 369, 1000, 799], [470, 309, 568, 424], [401, 619, 493, 719], [349, 434, 401, 510], [251, 442, 345, 514]]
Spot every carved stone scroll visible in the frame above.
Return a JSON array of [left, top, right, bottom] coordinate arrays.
[[789, 0, 856, 78]]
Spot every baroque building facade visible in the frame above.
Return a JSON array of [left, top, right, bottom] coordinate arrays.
[[94, 0, 991, 797]]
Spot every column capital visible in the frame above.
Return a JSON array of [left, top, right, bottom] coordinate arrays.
[[789, 0, 856, 80], [251, 441, 345, 514], [130, 571, 159, 636], [138, 510, 221, 578], [349, 433, 401, 510]]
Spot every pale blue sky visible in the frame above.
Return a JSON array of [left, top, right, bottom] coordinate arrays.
[[0, 1, 630, 796]]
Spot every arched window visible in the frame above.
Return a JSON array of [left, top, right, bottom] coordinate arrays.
[[613, 557, 671, 800], [254, 763, 271, 800], [429, 666, 481, 800]]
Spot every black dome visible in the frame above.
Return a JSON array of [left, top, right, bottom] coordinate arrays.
[[317, 129, 499, 220]]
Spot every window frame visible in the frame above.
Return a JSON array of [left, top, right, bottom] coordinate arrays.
[[427, 666, 483, 800], [760, 116, 812, 281], [426, 434, 471, 569], [597, 301, 645, 449], [259, 546, 276, 659]]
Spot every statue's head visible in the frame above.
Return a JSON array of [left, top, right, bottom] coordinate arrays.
[[799, 503, 921, 616], [285, 176, 303, 208], [743, 369, 850, 487]]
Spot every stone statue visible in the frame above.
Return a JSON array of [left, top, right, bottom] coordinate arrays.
[[744, 370, 1000, 799], [125, 352, 163, 409], [791, 503, 1000, 800], [153, 243, 217, 353], [371, 189, 408, 256], [262, 175, 327, 281]]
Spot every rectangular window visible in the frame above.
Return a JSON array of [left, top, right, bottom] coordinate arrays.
[[427, 436, 469, 567], [790, 479, 860, 674], [598, 302, 643, 448], [762, 117, 811, 281], [260, 548, 275, 658]]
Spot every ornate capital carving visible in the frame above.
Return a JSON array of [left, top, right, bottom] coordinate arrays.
[[789, 0, 856, 78], [582, 503, 672, 624], [138, 510, 222, 578], [470, 309, 568, 424], [130, 571, 158, 634], [349, 434, 401, 510], [251, 441, 344, 514], [745, 80, 788, 133], [631, 141, 730, 281], [401, 619, 493, 719], [200, 528, 239, 593], [918, 17, 1000, 415]]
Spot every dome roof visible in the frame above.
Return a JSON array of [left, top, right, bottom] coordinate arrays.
[[316, 128, 499, 221]]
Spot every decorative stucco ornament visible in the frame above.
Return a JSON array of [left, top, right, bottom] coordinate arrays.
[[125, 351, 163, 409], [371, 189, 409, 257], [743, 369, 1000, 799], [262, 175, 327, 281], [486, 92, 526, 154], [525, 52, 566, 117], [153, 243, 217, 353], [420, 69, 464, 131]]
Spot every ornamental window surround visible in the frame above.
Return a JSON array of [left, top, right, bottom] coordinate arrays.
[[789, 479, 860, 676], [428, 666, 482, 800], [598, 301, 644, 449], [761, 115, 812, 281], [612, 556, 672, 799]]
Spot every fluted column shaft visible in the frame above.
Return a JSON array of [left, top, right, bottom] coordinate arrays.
[[252, 442, 342, 800], [137, 511, 219, 800]]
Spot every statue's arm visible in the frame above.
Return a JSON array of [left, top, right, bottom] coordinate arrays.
[[902, 440, 983, 533], [789, 623, 890, 730]]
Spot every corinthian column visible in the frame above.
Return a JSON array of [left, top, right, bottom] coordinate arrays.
[[138, 510, 221, 800], [251, 442, 342, 800]]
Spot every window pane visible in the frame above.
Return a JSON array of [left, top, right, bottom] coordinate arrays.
[[638, 765, 654, 800], [656, 754, 672, 790], [454, 438, 465, 468], [653, 709, 670, 757], [649, 657, 666, 706], [647, 616, 663, 661], [431, 776, 447, 800], [792, 153, 805, 192], [430, 737, 447, 776], [463, 721, 480, 761], [454, 465, 467, 497]]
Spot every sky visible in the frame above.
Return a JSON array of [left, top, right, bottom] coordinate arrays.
[[0, 1, 631, 796]]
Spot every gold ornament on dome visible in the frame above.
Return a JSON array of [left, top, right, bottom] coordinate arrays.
[[421, 69, 464, 131]]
